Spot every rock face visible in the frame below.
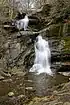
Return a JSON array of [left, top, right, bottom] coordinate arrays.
[[0, 23, 70, 74], [0, 1, 70, 75], [8, 92, 14, 97], [0, 1, 70, 105]]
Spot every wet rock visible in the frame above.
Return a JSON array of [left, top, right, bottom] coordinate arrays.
[[69, 78, 70, 81], [8, 92, 15, 97], [1, 71, 11, 77], [2, 79, 12, 82], [27, 80, 33, 82], [62, 82, 70, 92], [9, 66, 26, 76], [0, 75, 4, 80], [53, 90, 58, 94], [17, 72, 26, 77], [49, 101, 63, 105], [59, 72, 70, 77], [63, 102, 70, 105], [4, 41, 10, 49], [18, 94, 25, 99], [25, 87, 34, 91]]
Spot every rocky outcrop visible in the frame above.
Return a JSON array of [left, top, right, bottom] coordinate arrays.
[[0, 22, 70, 72], [0, 1, 70, 105], [0, 0, 70, 76]]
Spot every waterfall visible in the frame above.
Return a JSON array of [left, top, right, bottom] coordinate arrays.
[[30, 35, 53, 76], [16, 15, 29, 31]]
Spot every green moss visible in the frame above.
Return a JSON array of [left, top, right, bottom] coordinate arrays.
[[49, 23, 63, 36], [63, 23, 70, 36], [62, 37, 70, 53], [48, 22, 70, 38], [67, 24, 70, 35]]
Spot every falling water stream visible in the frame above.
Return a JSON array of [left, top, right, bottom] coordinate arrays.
[[28, 35, 53, 96], [30, 35, 53, 75]]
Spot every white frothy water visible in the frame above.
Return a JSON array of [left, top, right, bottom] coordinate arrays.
[[30, 35, 53, 76], [16, 15, 29, 31]]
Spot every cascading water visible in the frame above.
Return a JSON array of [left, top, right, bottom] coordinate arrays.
[[16, 14, 29, 30], [30, 35, 53, 76]]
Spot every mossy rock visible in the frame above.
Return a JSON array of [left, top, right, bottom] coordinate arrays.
[[63, 23, 70, 36], [49, 24, 63, 37], [8, 92, 14, 97], [62, 37, 70, 54]]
